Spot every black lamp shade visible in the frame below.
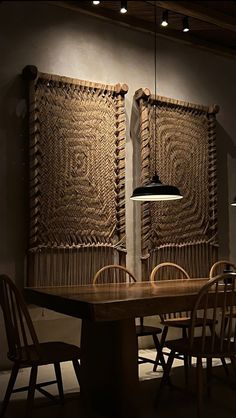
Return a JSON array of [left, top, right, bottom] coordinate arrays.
[[130, 175, 183, 201]]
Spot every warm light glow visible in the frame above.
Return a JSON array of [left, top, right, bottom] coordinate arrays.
[[231, 202, 236, 206], [161, 10, 168, 27], [183, 16, 189, 32], [130, 195, 183, 201], [120, 1, 127, 14], [92, 1, 100, 5]]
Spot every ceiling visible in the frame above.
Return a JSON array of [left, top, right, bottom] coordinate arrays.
[[54, 1, 236, 59]]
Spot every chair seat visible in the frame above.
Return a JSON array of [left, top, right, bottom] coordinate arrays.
[[135, 325, 162, 337], [166, 336, 236, 358], [11, 342, 81, 366], [225, 311, 236, 318], [162, 316, 215, 328]]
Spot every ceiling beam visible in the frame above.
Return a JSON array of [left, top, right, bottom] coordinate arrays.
[[154, 1, 236, 33]]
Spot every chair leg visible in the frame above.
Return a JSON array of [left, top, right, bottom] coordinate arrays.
[[72, 359, 81, 387], [221, 318, 230, 376], [26, 366, 38, 418], [221, 357, 229, 376], [155, 349, 175, 407], [224, 316, 229, 333], [182, 328, 189, 385], [0, 363, 19, 418], [54, 362, 64, 404], [222, 316, 229, 370], [188, 356, 192, 367], [230, 356, 236, 377], [196, 357, 203, 418], [153, 325, 168, 372], [152, 334, 166, 372], [183, 355, 189, 387], [209, 324, 229, 377], [206, 358, 212, 397]]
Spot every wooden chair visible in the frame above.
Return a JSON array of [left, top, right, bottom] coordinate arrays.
[[209, 260, 236, 278], [156, 272, 236, 418], [0, 274, 81, 418], [210, 260, 236, 331], [93, 265, 166, 370], [150, 262, 225, 376], [150, 262, 193, 373]]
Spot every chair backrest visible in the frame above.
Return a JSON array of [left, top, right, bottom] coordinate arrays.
[[93, 265, 145, 326], [150, 262, 190, 282], [150, 262, 190, 321], [189, 273, 236, 355], [209, 260, 236, 279], [0, 274, 40, 362], [93, 264, 136, 284]]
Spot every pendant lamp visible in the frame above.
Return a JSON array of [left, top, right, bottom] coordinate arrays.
[[130, 2, 183, 202], [131, 175, 183, 201]]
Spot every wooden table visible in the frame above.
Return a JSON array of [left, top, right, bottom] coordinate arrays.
[[25, 279, 209, 418]]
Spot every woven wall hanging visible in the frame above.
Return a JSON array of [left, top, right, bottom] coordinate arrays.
[[23, 66, 128, 286], [135, 88, 219, 279]]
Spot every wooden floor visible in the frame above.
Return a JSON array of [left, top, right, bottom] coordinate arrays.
[[0, 350, 235, 418]]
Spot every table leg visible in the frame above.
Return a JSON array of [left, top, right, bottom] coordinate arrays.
[[80, 318, 140, 418]]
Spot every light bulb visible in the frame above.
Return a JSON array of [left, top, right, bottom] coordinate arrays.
[[183, 16, 189, 32], [161, 10, 168, 27], [120, 1, 127, 14]]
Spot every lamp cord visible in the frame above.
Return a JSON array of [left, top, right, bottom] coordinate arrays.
[[154, 1, 157, 178]]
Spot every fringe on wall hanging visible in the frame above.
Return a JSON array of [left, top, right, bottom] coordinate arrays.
[[23, 66, 128, 286], [134, 88, 219, 279]]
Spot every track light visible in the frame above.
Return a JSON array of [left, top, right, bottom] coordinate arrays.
[[161, 10, 168, 27], [231, 197, 236, 206], [92, 1, 100, 5], [183, 16, 189, 32], [120, 0, 127, 14]]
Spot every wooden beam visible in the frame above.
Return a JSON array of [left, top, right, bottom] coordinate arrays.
[[154, 1, 236, 33]]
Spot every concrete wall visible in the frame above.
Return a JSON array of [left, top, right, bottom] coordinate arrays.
[[0, 1, 236, 369]]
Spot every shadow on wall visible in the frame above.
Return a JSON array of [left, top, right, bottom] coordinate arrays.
[[0, 74, 28, 289], [216, 121, 236, 258], [130, 97, 142, 278], [130, 97, 141, 191]]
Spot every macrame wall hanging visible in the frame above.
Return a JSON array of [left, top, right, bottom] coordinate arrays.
[[23, 66, 128, 286], [135, 88, 219, 279]]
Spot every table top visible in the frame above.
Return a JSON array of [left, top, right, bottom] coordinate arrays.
[[25, 278, 209, 322]]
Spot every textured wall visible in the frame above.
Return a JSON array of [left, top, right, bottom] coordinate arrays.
[[0, 1, 236, 369]]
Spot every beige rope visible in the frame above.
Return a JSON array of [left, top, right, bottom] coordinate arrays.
[[27, 71, 128, 286], [135, 90, 219, 279]]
